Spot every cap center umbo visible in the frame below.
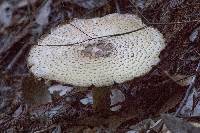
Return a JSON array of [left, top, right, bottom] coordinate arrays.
[[80, 40, 114, 59]]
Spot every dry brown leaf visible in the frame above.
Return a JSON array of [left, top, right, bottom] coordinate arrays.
[[159, 89, 184, 114], [161, 114, 200, 133]]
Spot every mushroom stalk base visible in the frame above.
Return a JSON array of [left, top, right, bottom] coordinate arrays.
[[92, 86, 111, 114]]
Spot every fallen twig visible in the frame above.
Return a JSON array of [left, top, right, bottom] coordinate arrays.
[[69, 23, 93, 38], [129, 0, 150, 24], [129, 0, 200, 25], [6, 42, 30, 71], [36, 26, 147, 46]]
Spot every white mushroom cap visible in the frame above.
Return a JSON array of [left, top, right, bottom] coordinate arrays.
[[28, 13, 165, 87]]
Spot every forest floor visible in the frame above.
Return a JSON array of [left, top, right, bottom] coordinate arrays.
[[0, 0, 200, 132]]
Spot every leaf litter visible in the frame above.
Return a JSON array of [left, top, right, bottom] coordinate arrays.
[[0, 0, 200, 132]]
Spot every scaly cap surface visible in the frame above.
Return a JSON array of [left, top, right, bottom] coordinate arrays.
[[28, 13, 165, 87]]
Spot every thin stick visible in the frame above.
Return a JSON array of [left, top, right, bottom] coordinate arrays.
[[69, 23, 93, 38], [129, 0, 200, 113], [36, 1, 200, 48], [6, 42, 30, 71], [129, 0, 150, 24], [175, 60, 200, 116], [0, 23, 32, 56], [26, 0, 33, 22], [150, 20, 200, 25], [37, 26, 147, 46], [129, 0, 200, 25], [36, 19, 199, 47]]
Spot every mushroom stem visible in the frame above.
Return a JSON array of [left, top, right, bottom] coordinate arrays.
[[92, 86, 111, 114]]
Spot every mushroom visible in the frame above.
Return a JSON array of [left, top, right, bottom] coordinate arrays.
[[28, 13, 165, 113]]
